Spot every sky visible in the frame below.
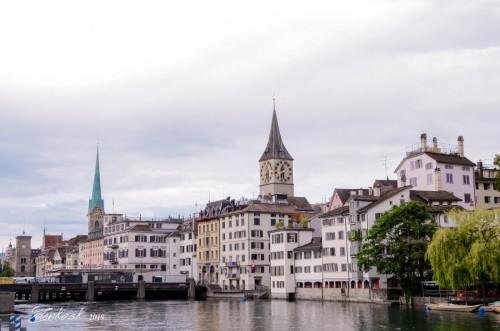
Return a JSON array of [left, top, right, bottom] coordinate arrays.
[[1, 0, 499, 250]]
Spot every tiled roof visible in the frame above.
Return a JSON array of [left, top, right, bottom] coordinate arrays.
[[287, 196, 314, 211], [242, 203, 297, 214], [410, 190, 462, 203], [127, 224, 153, 232], [320, 206, 349, 217], [334, 189, 369, 204], [358, 186, 412, 212], [425, 152, 476, 167], [395, 151, 475, 172], [373, 180, 398, 193], [294, 237, 322, 252]]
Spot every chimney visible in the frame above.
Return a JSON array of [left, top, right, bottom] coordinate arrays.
[[477, 160, 483, 178], [350, 190, 357, 196], [435, 168, 442, 191], [457, 136, 464, 157], [358, 189, 363, 196], [420, 133, 427, 151], [368, 187, 373, 196], [373, 183, 381, 197], [432, 137, 438, 151]]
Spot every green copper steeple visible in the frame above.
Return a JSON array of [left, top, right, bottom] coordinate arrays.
[[88, 146, 104, 213]]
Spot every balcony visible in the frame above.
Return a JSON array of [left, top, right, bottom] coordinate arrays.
[[109, 244, 119, 249], [228, 273, 239, 280], [110, 259, 118, 265], [226, 261, 239, 267], [348, 230, 362, 242]]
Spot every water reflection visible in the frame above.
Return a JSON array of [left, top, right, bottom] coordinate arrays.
[[9, 299, 500, 331]]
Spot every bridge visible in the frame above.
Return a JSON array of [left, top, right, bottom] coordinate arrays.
[[0, 281, 204, 303]]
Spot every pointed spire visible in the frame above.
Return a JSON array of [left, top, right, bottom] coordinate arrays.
[[259, 102, 293, 161], [89, 145, 105, 213]]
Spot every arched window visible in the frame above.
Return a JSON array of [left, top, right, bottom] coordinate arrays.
[[21, 266, 26, 272]]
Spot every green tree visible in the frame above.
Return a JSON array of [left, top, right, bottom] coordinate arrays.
[[0, 260, 15, 277], [356, 202, 437, 302], [426, 209, 500, 302], [494, 154, 500, 191]]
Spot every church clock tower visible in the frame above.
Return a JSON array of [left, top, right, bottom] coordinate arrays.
[[88, 146, 105, 239], [259, 104, 294, 197]]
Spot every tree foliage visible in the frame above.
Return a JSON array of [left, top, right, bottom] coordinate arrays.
[[426, 209, 500, 291], [356, 202, 437, 300], [0, 260, 15, 277], [494, 154, 500, 191]]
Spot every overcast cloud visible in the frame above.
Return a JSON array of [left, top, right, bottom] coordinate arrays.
[[1, 0, 499, 249]]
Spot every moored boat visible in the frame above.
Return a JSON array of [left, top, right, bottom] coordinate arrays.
[[425, 303, 482, 312], [480, 301, 500, 312], [493, 306, 500, 313]]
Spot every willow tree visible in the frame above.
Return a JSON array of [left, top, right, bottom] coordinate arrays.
[[426, 209, 500, 302], [356, 202, 437, 302]]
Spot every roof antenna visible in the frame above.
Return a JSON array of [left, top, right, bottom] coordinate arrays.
[[381, 156, 390, 180]]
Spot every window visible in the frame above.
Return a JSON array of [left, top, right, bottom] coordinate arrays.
[[446, 173, 453, 184], [445, 164, 454, 169], [287, 233, 297, 243], [463, 175, 470, 185], [409, 177, 417, 186], [341, 264, 347, 272], [464, 194, 471, 203], [375, 213, 382, 220], [410, 161, 415, 171], [425, 162, 433, 170], [251, 230, 263, 238], [484, 183, 490, 190], [415, 159, 422, 169], [494, 197, 500, 204], [254, 218, 260, 226], [270, 219, 276, 226], [340, 247, 345, 256], [400, 169, 406, 178], [326, 232, 335, 240], [338, 231, 344, 240], [485, 196, 491, 203], [427, 174, 433, 185]]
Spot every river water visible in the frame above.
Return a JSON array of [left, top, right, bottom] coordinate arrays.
[[4, 299, 500, 331]]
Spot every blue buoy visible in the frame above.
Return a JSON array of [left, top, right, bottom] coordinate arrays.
[[425, 306, 431, 311], [478, 306, 484, 313], [242, 297, 247, 302]]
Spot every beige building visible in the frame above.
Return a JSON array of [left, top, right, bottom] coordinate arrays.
[[11, 235, 38, 277], [475, 160, 500, 209], [197, 216, 220, 284]]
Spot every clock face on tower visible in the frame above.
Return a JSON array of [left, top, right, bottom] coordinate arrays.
[[274, 160, 293, 183], [260, 161, 273, 183]]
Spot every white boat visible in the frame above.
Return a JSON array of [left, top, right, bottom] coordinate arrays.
[[480, 301, 500, 312], [426, 303, 482, 312], [493, 306, 500, 313]]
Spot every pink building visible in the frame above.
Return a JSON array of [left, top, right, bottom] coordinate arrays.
[[394, 134, 476, 210]]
